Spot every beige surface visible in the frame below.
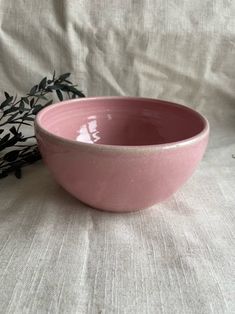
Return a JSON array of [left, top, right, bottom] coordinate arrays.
[[0, 1, 235, 313]]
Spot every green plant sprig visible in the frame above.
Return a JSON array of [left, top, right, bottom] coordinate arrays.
[[0, 72, 85, 179]]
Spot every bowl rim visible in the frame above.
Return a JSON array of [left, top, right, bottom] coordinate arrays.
[[35, 96, 209, 152]]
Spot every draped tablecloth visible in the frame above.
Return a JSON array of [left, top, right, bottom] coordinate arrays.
[[0, 1, 234, 313]]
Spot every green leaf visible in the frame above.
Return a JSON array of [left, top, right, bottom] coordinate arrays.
[[0, 72, 83, 179], [22, 97, 29, 104], [39, 77, 47, 90], [29, 85, 38, 95], [67, 86, 85, 97], [3, 107, 19, 115], [0, 133, 10, 144], [59, 73, 71, 81], [64, 79, 72, 84], [19, 101, 25, 113], [7, 112, 19, 122], [0, 96, 14, 109], [44, 99, 53, 107], [23, 116, 35, 121], [4, 92, 10, 99], [9, 126, 18, 135], [30, 98, 35, 108], [45, 88, 52, 92], [56, 89, 63, 101], [47, 84, 63, 90], [3, 150, 20, 162], [32, 105, 43, 114]]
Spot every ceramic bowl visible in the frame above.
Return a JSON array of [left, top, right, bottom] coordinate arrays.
[[35, 97, 209, 212]]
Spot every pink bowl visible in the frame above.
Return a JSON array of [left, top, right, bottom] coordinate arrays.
[[35, 97, 209, 212]]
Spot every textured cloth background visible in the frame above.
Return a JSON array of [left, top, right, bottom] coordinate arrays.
[[0, 1, 235, 313]]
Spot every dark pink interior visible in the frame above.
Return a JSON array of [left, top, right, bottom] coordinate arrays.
[[37, 98, 206, 146]]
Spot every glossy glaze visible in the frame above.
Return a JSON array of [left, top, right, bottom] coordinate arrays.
[[35, 97, 209, 212], [42, 98, 205, 146]]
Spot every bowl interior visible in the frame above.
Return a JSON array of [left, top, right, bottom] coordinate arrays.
[[37, 98, 206, 146]]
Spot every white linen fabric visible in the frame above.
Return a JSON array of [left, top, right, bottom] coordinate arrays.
[[0, 1, 234, 313]]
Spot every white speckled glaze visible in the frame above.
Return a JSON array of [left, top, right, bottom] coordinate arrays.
[[35, 97, 209, 212]]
